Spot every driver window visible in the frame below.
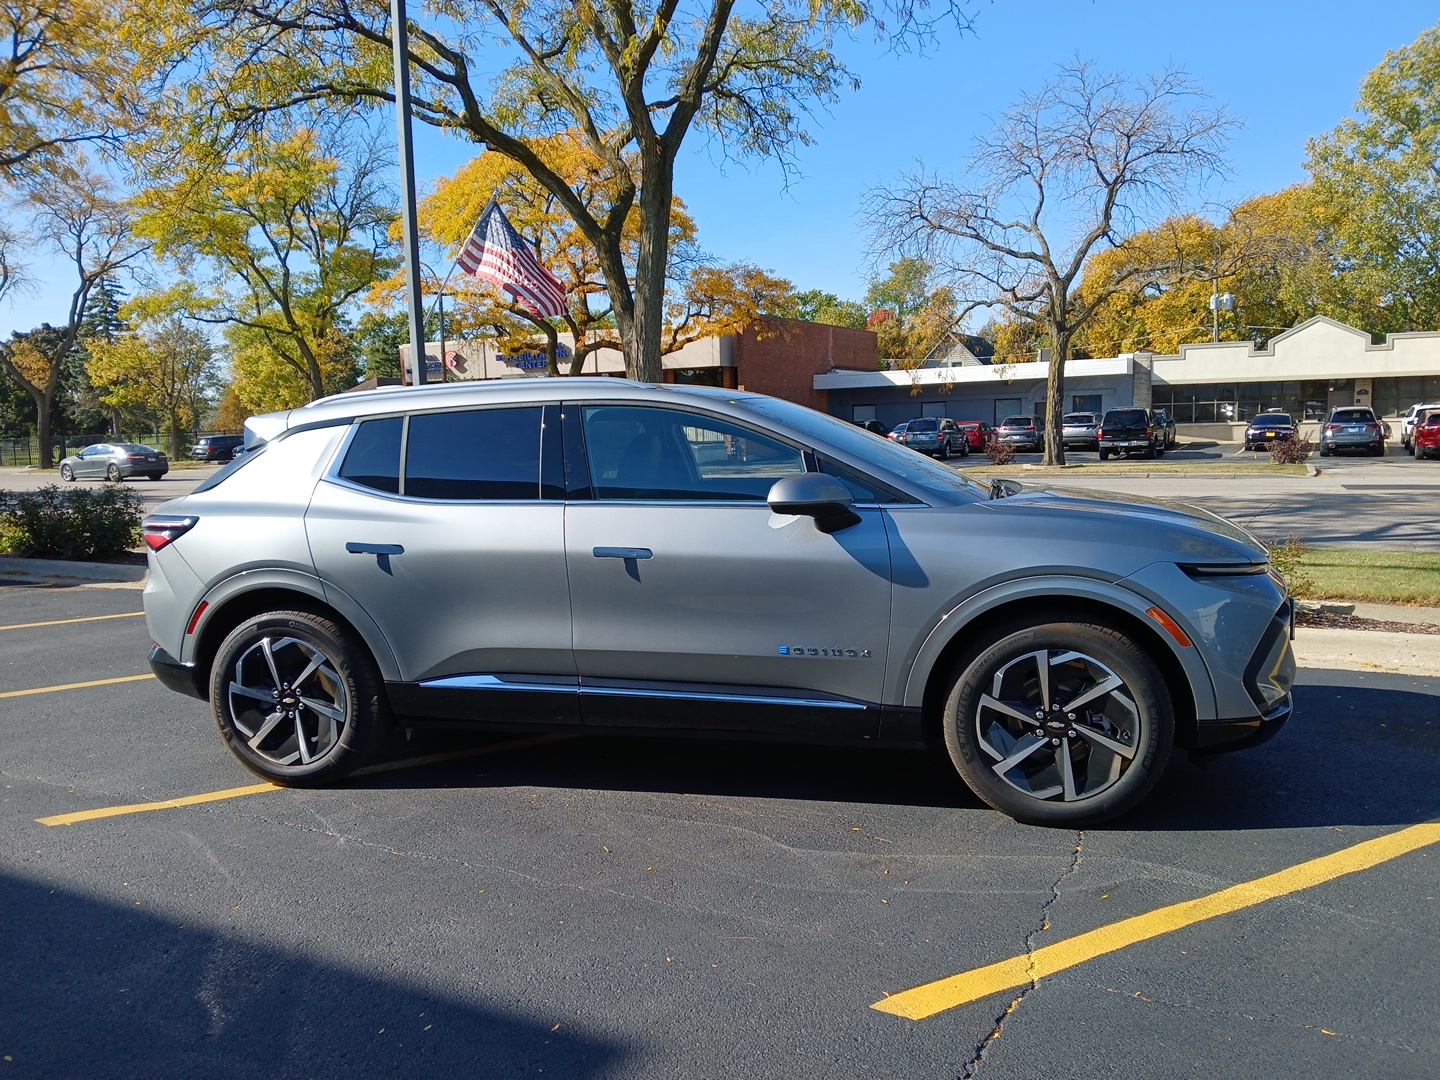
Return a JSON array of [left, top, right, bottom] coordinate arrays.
[[581, 406, 804, 501]]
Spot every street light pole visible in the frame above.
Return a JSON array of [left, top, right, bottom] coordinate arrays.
[[390, 0, 426, 385]]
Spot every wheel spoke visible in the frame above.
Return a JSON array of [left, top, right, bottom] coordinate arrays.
[[294, 716, 312, 763], [990, 736, 1048, 777], [260, 637, 284, 691], [979, 694, 1042, 727], [299, 696, 344, 722], [1063, 674, 1123, 713], [1059, 738, 1078, 800], [289, 650, 327, 692], [246, 709, 287, 750], [1071, 724, 1137, 760], [1031, 651, 1051, 710], [229, 681, 274, 705]]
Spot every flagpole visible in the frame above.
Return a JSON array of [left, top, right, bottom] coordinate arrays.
[[390, 0, 427, 385]]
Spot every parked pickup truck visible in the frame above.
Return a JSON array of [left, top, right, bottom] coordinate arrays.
[[1098, 407, 1164, 460]]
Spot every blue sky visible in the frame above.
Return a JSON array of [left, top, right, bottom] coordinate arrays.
[[3, 1, 1437, 338]]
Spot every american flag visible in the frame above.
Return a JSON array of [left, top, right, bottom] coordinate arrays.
[[455, 201, 567, 319]]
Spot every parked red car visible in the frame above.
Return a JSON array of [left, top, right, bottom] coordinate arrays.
[[954, 421, 994, 451], [1415, 411, 1440, 459]]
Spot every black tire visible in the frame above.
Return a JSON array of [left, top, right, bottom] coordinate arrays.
[[1372, 443, 1385, 456], [942, 621, 1175, 826], [940, 440, 951, 460], [961, 438, 970, 457], [1098, 448, 1109, 461], [59, 464, 74, 481], [1320, 448, 1331, 457], [209, 609, 389, 786], [106, 463, 122, 482], [1143, 446, 1157, 460], [1156, 443, 1166, 458]]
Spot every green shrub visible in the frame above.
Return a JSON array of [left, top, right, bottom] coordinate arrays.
[[1266, 532, 1313, 597], [0, 484, 145, 559]]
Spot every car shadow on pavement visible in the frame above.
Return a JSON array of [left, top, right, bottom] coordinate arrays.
[[359, 673, 1438, 831], [0, 872, 624, 1079], [1137, 672, 1440, 831]]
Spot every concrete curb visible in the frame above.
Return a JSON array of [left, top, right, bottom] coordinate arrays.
[[0, 556, 147, 588], [1293, 627, 1440, 677]]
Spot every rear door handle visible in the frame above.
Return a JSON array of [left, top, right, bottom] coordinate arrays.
[[593, 547, 653, 560], [346, 543, 404, 556]]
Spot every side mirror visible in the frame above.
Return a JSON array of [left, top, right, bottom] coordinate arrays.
[[767, 473, 862, 534]]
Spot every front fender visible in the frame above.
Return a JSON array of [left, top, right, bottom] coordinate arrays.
[[895, 574, 1219, 720]]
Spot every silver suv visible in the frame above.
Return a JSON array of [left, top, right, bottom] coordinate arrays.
[[143, 380, 1294, 826]]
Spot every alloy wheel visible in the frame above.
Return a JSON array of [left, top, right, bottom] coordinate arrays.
[[226, 635, 350, 767], [973, 648, 1141, 803]]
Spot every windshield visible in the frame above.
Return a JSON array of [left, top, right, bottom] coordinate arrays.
[[1249, 414, 1293, 427], [731, 395, 988, 504]]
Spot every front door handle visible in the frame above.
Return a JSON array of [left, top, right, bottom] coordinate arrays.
[[593, 547, 653, 560]]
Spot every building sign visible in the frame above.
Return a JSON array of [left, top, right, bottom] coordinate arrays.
[[500, 343, 572, 372]]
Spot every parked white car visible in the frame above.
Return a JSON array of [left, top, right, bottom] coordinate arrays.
[[1401, 402, 1440, 449]]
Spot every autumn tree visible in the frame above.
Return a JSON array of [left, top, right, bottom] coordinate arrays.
[[87, 317, 222, 457], [0, 168, 140, 467], [123, 0, 971, 382], [862, 258, 957, 363], [393, 136, 794, 378], [865, 60, 1230, 464], [0, 0, 122, 183], [792, 289, 868, 330], [132, 125, 396, 401], [1306, 22, 1440, 334], [1075, 187, 1326, 356]]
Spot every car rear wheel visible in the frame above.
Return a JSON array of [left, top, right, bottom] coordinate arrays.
[[106, 464, 122, 481], [942, 621, 1175, 826], [940, 440, 951, 460], [59, 464, 74, 481], [1098, 449, 1109, 461], [209, 610, 388, 786]]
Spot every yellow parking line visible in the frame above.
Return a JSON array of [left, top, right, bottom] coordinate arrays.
[[35, 734, 573, 827], [37, 782, 280, 826], [0, 673, 156, 699], [0, 611, 144, 632], [873, 820, 1440, 1021]]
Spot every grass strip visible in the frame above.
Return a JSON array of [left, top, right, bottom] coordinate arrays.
[[1295, 549, 1440, 606]]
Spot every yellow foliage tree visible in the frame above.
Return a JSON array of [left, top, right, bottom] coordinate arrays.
[[86, 317, 220, 458]]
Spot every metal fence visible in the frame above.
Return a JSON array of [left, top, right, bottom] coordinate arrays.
[[0, 432, 241, 467]]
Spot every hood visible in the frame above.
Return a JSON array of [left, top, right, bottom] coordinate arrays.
[[980, 484, 1268, 564]]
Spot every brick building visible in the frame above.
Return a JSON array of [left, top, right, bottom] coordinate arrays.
[[399, 317, 878, 413]]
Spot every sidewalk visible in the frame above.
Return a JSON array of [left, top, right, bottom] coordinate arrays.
[[0, 556, 147, 590]]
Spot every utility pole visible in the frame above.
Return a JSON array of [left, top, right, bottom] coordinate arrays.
[[390, 0, 426, 385]]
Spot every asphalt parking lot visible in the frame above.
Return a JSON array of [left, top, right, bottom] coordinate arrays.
[[3, 581, 1438, 1078]]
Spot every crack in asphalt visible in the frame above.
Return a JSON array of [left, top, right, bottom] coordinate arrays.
[[959, 831, 1085, 1080]]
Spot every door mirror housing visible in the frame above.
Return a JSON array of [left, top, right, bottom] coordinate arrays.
[[767, 473, 862, 534]]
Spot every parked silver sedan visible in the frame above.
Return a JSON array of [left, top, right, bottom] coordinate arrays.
[[59, 443, 169, 481], [141, 380, 1293, 826]]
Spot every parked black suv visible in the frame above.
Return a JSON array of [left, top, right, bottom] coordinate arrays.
[[1098, 408, 1164, 460], [191, 434, 245, 462]]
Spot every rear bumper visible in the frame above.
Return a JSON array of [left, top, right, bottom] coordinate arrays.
[[148, 644, 206, 701]]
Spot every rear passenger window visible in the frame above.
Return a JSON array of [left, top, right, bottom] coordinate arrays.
[[405, 407, 543, 500], [338, 417, 402, 493]]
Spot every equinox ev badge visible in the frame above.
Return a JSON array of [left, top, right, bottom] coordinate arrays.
[[779, 646, 870, 658]]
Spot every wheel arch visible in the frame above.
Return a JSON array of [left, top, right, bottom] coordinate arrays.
[[904, 584, 1212, 749], [186, 574, 401, 689]]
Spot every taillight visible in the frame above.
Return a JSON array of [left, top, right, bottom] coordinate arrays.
[[1325, 425, 1339, 433], [1145, 427, 1154, 438], [1097, 428, 1105, 438], [143, 515, 199, 551]]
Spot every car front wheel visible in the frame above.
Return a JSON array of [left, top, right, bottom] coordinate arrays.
[[942, 621, 1175, 826], [209, 610, 388, 786]]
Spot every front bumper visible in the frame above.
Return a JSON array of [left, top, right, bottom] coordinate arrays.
[[149, 644, 206, 701], [1192, 697, 1291, 752]]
